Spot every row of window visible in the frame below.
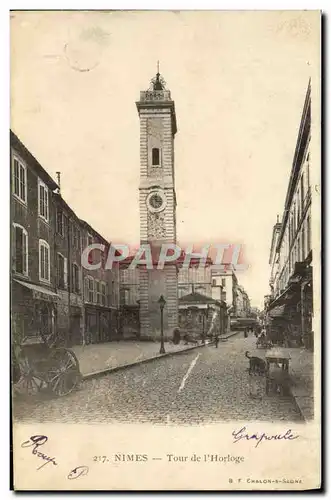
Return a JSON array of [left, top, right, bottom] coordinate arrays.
[[56, 254, 80, 293], [120, 286, 140, 306], [84, 277, 108, 306], [13, 224, 51, 281], [13, 154, 88, 251], [287, 151, 310, 251], [276, 215, 311, 295], [13, 224, 114, 306], [13, 223, 81, 288], [13, 154, 50, 222], [277, 149, 311, 276], [120, 268, 140, 284], [211, 278, 226, 288], [56, 208, 81, 249], [178, 285, 211, 299], [178, 267, 211, 282]]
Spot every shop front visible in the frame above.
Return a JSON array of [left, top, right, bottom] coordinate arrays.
[[267, 301, 302, 347], [119, 304, 140, 339], [12, 278, 59, 345], [69, 306, 83, 347], [267, 260, 313, 349], [178, 292, 226, 340], [301, 266, 313, 350], [84, 305, 113, 344]]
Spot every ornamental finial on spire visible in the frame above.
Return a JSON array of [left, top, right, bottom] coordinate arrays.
[[150, 62, 166, 91]]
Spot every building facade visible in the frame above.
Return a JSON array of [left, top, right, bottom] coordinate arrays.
[[178, 264, 212, 299], [53, 193, 84, 346], [80, 220, 120, 344], [136, 70, 178, 339], [211, 268, 251, 330], [235, 286, 251, 318], [11, 131, 120, 348], [266, 81, 313, 349], [118, 264, 140, 339], [178, 292, 227, 340], [11, 131, 59, 345]]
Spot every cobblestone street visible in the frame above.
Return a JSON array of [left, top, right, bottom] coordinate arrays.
[[13, 335, 303, 424]]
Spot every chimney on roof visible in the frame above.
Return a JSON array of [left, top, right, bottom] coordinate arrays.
[[56, 172, 61, 194]]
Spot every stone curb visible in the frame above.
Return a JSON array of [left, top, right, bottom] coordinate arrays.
[[82, 331, 242, 380], [82, 341, 211, 380], [288, 386, 314, 422], [220, 331, 243, 341], [82, 332, 240, 380]]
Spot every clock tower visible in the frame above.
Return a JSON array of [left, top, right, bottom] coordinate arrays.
[[136, 68, 178, 340]]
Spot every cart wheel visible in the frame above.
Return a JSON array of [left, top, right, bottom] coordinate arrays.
[[14, 356, 47, 396], [47, 348, 81, 397]]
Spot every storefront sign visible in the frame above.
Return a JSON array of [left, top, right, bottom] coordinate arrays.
[[33, 290, 58, 303]]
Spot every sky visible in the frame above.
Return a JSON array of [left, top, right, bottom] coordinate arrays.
[[10, 10, 320, 308]]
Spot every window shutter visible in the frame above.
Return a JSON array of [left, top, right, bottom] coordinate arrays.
[[57, 254, 60, 286], [57, 210, 62, 235], [88, 248, 93, 265], [45, 189, 48, 220], [19, 165, 25, 201], [91, 279, 95, 303], [84, 277, 88, 300], [45, 245, 49, 280], [14, 160, 19, 196], [15, 226, 23, 274], [95, 280, 99, 303], [22, 232, 27, 274], [39, 185, 44, 217], [40, 245, 44, 279], [71, 264, 74, 291], [64, 257, 68, 288], [76, 266, 80, 292]]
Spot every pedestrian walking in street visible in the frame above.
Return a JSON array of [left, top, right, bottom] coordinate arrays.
[[244, 327, 248, 338], [215, 334, 219, 348]]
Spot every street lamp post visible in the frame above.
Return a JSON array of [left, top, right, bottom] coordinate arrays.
[[158, 295, 166, 354], [219, 285, 224, 336], [202, 309, 206, 345]]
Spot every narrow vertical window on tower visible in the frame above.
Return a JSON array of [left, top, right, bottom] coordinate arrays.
[[152, 147, 160, 166]]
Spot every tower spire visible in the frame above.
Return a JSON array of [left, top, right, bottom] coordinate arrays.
[[153, 61, 164, 91]]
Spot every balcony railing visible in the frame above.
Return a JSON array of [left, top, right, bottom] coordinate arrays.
[[139, 90, 172, 102]]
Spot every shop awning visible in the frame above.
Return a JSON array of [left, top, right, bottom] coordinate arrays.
[[268, 305, 286, 318], [267, 282, 299, 310], [14, 279, 59, 302]]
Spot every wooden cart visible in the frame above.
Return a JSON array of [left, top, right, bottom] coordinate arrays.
[[265, 348, 291, 395], [13, 334, 81, 397]]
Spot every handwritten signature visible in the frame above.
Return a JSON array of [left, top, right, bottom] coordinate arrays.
[[21, 435, 57, 470], [68, 466, 89, 480], [232, 427, 299, 448], [21, 435, 89, 479]]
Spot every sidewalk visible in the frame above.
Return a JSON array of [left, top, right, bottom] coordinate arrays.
[[72, 330, 241, 380], [287, 347, 314, 422]]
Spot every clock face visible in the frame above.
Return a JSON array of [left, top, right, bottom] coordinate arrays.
[[146, 190, 166, 213], [149, 193, 163, 209]]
